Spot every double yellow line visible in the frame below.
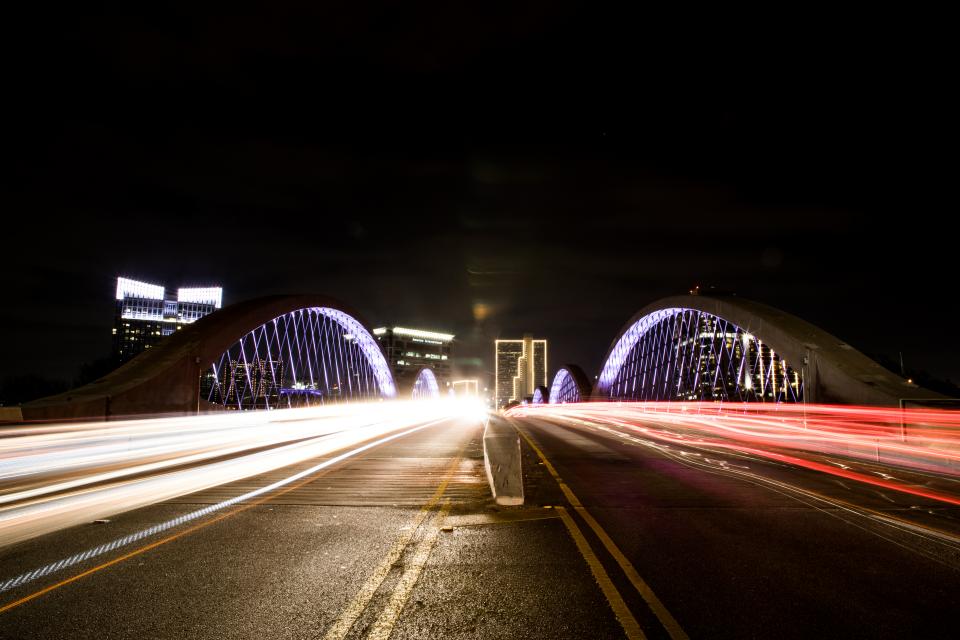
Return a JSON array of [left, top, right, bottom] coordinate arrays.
[[323, 451, 463, 640], [514, 422, 688, 640]]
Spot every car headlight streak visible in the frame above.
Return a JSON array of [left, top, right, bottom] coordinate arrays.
[[0, 399, 485, 549]]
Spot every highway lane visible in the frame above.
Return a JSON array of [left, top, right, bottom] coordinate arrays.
[[3, 402, 958, 639], [512, 413, 960, 639], [0, 414, 628, 640], [0, 401, 481, 544]]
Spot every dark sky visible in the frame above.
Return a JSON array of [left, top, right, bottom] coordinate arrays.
[[3, 5, 954, 388]]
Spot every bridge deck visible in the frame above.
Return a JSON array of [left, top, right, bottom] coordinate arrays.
[[1, 413, 958, 639]]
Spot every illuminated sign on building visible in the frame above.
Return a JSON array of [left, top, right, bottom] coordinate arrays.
[[373, 326, 454, 393], [113, 277, 223, 363]]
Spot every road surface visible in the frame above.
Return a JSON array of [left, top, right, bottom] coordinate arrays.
[[1, 408, 958, 639]]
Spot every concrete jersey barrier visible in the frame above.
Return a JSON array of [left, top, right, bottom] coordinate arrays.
[[483, 415, 524, 506]]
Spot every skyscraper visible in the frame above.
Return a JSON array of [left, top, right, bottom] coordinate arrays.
[[495, 334, 547, 409], [113, 277, 223, 363], [373, 326, 454, 393]]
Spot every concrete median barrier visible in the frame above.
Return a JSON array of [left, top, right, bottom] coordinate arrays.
[[483, 415, 524, 505]]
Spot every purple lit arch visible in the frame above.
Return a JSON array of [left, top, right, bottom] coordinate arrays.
[[596, 307, 802, 403], [532, 386, 548, 404], [411, 368, 440, 399], [548, 365, 592, 404], [594, 294, 943, 406], [23, 295, 397, 419], [206, 307, 395, 409]]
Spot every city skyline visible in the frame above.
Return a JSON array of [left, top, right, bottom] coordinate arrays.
[[0, 7, 956, 639], [4, 270, 958, 405], [3, 10, 954, 397]]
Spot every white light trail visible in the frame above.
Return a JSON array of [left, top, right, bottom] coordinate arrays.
[[0, 399, 485, 550], [0, 415, 455, 594]]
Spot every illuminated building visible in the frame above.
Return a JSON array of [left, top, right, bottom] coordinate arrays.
[[373, 326, 454, 393], [495, 334, 547, 409], [219, 359, 285, 409], [452, 379, 479, 397], [113, 277, 223, 363]]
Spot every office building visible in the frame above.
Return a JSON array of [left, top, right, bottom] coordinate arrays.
[[113, 277, 223, 363], [373, 326, 454, 393], [495, 334, 547, 409]]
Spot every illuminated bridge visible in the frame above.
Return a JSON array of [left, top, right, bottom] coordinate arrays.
[[21, 293, 944, 421], [3, 294, 958, 640], [411, 367, 441, 399], [547, 365, 592, 404], [21, 295, 399, 421], [545, 294, 945, 407]]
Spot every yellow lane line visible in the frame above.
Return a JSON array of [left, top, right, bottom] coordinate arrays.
[[366, 499, 453, 640], [556, 505, 646, 640], [322, 450, 466, 640], [0, 459, 344, 615], [515, 420, 689, 640]]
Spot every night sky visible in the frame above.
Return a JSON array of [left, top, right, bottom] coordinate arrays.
[[3, 6, 953, 391]]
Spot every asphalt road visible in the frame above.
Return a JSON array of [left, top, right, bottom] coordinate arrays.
[[514, 415, 960, 639], [1, 411, 958, 639], [0, 416, 623, 640]]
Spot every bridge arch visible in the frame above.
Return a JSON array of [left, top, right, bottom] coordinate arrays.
[[204, 306, 395, 409], [531, 386, 549, 404], [24, 295, 396, 420], [596, 295, 939, 406], [548, 365, 592, 404], [411, 368, 440, 399]]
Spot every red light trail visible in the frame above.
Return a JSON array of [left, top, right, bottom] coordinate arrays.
[[507, 402, 960, 506]]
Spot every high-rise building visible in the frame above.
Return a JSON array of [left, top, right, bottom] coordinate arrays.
[[373, 327, 454, 393], [495, 334, 547, 409], [113, 277, 223, 363]]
